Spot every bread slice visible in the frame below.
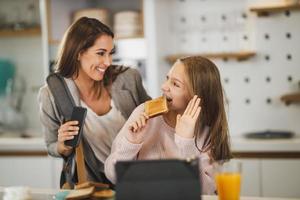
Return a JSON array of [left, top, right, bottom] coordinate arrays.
[[65, 186, 95, 200], [145, 96, 169, 118], [75, 181, 109, 190], [91, 189, 114, 199]]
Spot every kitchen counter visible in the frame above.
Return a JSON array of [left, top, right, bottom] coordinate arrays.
[[0, 136, 47, 156], [0, 187, 299, 200], [0, 137, 45, 152], [0, 135, 300, 156], [231, 136, 300, 152]]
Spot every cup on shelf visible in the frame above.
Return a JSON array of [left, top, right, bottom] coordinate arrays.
[[215, 160, 242, 200]]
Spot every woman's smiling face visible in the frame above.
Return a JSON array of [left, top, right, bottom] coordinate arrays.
[[161, 60, 192, 114], [78, 34, 115, 81]]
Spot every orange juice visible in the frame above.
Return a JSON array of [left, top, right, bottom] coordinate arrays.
[[215, 172, 241, 200]]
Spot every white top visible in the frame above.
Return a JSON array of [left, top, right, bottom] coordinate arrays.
[[81, 100, 126, 163]]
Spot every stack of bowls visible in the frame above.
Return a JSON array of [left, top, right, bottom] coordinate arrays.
[[113, 11, 142, 38]]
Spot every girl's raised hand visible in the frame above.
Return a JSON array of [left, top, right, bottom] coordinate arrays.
[[127, 112, 149, 144], [175, 95, 201, 138]]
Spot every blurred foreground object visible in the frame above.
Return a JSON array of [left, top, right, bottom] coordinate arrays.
[[3, 186, 32, 200]]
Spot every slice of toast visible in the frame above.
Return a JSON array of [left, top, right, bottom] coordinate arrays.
[[65, 186, 95, 200], [145, 96, 169, 118], [75, 181, 109, 190], [91, 189, 114, 199]]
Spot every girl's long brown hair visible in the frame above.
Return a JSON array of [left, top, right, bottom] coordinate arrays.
[[179, 56, 232, 161], [55, 17, 127, 87]]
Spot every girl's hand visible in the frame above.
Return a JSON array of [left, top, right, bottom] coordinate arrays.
[[175, 95, 201, 138], [57, 121, 79, 156], [127, 112, 149, 144]]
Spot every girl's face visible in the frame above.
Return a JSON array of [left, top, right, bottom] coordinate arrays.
[[78, 35, 115, 81], [161, 61, 192, 114]]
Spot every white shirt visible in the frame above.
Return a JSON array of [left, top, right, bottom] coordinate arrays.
[[81, 100, 126, 163]]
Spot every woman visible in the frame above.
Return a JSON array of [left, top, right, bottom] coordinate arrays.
[[38, 17, 150, 185], [105, 56, 231, 194]]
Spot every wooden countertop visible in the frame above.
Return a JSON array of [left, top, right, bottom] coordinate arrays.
[[0, 187, 299, 200], [1, 135, 300, 158]]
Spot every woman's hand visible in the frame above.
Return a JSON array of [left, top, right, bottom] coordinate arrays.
[[57, 120, 79, 156], [175, 95, 201, 138], [127, 112, 149, 144]]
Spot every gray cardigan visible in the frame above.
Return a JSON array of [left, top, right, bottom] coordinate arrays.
[[38, 68, 151, 158]]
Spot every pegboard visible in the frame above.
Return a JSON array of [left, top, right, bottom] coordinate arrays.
[[156, 0, 300, 136]]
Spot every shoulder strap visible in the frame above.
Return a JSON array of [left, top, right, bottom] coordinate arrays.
[[46, 73, 87, 184], [46, 73, 75, 121]]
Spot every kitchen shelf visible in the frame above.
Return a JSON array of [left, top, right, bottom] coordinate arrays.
[[166, 51, 256, 64], [49, 36, 144, 45], [281, 92, 300, 105], [115, 35, 144, 40], [0, 27, 41, 37], [249, 2, 300, 16]]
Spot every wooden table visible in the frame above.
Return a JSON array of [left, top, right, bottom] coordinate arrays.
[[1, 187, 299, 200]]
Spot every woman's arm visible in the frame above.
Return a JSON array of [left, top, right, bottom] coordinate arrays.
[[38, 86, 62, 157], [38, 86, 77, 157]]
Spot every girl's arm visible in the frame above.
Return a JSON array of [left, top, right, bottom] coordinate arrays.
[[104, 104, 149, 183], [174, 95, 217, 194], [174, 95, 201, 157], [199, 154, 218, 195]]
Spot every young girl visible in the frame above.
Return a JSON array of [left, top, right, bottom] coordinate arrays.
[[104, 56, 231, 194]]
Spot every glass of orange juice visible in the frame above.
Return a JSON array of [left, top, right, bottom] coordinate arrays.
[[215, 161, 242, 200]]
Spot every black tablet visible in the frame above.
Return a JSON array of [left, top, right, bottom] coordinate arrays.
[[115, 159, 201, 200]]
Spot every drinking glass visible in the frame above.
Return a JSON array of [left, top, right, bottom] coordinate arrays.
[[215, 160, 242, 200]]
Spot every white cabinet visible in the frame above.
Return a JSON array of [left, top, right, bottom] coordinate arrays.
[[235, 158, 300, 198], [235, 159, 261, 197], [0, 156, 62, 189], [261, 159, 300, 198]]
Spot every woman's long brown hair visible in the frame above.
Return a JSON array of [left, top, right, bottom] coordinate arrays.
[[179, 56, 232, 161], [55, 17, 127, 87]]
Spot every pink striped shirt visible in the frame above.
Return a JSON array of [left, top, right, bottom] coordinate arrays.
[[104, 104, 218, 194]]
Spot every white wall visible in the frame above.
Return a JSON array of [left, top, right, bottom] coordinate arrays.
[[144, 0, 300, 137]]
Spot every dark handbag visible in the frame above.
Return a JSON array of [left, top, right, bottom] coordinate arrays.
[[47, 73, 86, 189]]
